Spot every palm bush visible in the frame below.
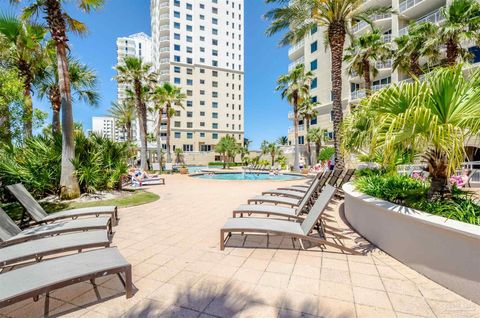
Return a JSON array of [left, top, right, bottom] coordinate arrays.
[[0, 131, 129, 201]]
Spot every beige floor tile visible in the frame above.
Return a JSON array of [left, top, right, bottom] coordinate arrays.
[[233, 268, 264, 284], [278, 308, 317, 318], [322, 258, 349, 271], [317, 297, 356, 317], [242, 257, 271, 271], [288, 276, 320, 295], [281, 291, 320, 316], [382, 278, 422, 297], [235, 302, 280, 318], [292, 264, 320, 279], [266, 261, 295, 275], [350, 272, 385, 291], [389, 293, 435, 317], [320, 267, 351, 285], [211, 263, 240, 279], [353, 286, 392, 310], [356, 304, 396, 318], [253, 285, 287, 307], [349, 262, 379, 276], [259, 272, 291, 289], [319, 281, 354, 302]]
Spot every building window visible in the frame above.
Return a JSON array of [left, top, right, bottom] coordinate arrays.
[[174, 22, 180, 29], [186, 14, 192, 21], [187, 122, 193, 128], [200, 111, 205, 116], [174, 33, 180, 40], [187, 101, 193, 107], [187, 132, 193, 139], [212, 133, 218, 139], [174, 121, 181, 128], [311, 78, 318, 89], [187, 111, 193, 118], [174, 78, 181, 84], [212, 123, 218, 129], [212, 102, 218, 108], [174, 44, 180, 51], [310, 41, 318, 53], [187, 79, 193, 86], [186, 25, 193, 32], [174, 55, 180, 62], [174, 11, 180, 18], [200, 132, 205, 137], [298, 136, 304, 145], [212, 112, 218, 119], [310, 59, 318, 71], [200, 144, 211, 151], [183, 144, 193, 152], [175, 132, 181, 138], [174, 66, 181, 73]]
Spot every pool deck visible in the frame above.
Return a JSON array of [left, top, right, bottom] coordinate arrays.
[[1, 174, 480, 317]]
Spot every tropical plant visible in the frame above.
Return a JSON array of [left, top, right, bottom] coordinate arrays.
[[174, 147, 183, 164], [36, 53, 99, 134], [152, 82, 186, 163], [274, 64, 313, 171], [307, 126, 327, 164], [344, 28, 391, 93], [438, 0, 480, 65], [0, 13, 46, 138], [343, 65, 480, 198], [261, 140, 282, 166], [243, 137, 251, 150], [215, 135, 240, 169], [277, 136, 288, 146], [266, 0, 389, 170], [0, 67, 23, 145], [114, 56, 156, 171], [318, 146, 335, 163], [109, 100, 136, 142], [11, 0, 106, 199], [393, 22, 440, 77], [298, 97, 318, 165]]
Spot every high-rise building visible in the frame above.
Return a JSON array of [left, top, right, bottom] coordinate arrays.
[[92, 116, 124, 141], [286, 0, 480, 160], [116, 32, 154, 143], [150, 0, 244, 159]]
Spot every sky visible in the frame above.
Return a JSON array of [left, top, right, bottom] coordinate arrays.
[[0, 0, 292, 150]]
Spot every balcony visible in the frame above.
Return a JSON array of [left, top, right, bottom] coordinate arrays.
[[398, 7, 445, 36], [288, 56, 305, 72], [159, 24, 169, 32], [399, 0, 445, 19], [351, 89, 366, 100], [381, 34, 392, 43], [288, 125, 305, 134], [288, 39, 305, 60], [376, 59, 392, 69], [400, 0, 424, 13], [352, 13, 391, 33]]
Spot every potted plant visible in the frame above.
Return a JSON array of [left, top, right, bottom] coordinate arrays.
[[179, 164, 188, 174]]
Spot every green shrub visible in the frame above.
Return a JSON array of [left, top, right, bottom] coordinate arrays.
[[0, 132, 130, 201], [208, 162, 243, 167], [354, 174, 480, 225], [318, 147, 335, 162], [355, 168, 387, 178]]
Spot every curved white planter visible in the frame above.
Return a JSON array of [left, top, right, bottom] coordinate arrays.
[[343, 183, 480, 304]]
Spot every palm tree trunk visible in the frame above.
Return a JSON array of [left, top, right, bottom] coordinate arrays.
[[315, 141, 321, 164], [293, 99, 300, 171], [305, 119, 312, 166], [134, 80, 147, 170], [411, 53, 422, 77], [166, 104, 172, 163], [50, 88, 61, 134], [0, 103, 11, 146], [23, 85, 33, 139], [328, 22, 346, 170], [446, 38, 458, 66], [156, 109, 163, 173], [126, 121, 132, 142], [363, 61, 372, 95], [45, 0, 80, 199]]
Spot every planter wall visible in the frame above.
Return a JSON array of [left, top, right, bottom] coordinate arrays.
[[343, 183, 480, 304]]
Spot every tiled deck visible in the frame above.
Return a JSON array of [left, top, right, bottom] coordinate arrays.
[[1, 175, 479, 317]]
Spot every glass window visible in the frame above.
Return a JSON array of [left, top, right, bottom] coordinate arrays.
[[212, 123, 218, 129], [187, 132, 193, 139], [174, 44, 180, 51], [212, 133, 218, 139], [174, 77, 181, 84], [174, 22, 180, 29], [310, 59, 318, 71], [174, 66, 181, 73], [174, 11, 180, 18], [311, 78, 318, 89], [310, 41, 318, 53], [186, 25, 192, 32], [187, 111, 193, 117], [212, 112, 218, 119], [174, 33, 180, 40], [175, 132, 181, 138]]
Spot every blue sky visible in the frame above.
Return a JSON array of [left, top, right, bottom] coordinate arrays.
[[1, 0, 291, 150]]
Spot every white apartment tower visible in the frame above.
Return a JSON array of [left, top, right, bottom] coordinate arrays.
[[116, 32, 153, 142], [92, 116, 122, 141], [286, 0, 480, 159], [151, 0, 245, 157]]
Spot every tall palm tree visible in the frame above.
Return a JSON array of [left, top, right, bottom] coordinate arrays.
[[298, 98, 318, 166], [343, 65, 480, 198], [114, 56, 156, 170], [36, 53, 99, 134], [0, 13, 46, 138], [0, 68, 23, 145], [109, 100, 136, 142], [438, 0, 480, 65], [275, 64, 313, 171], [266, 0, 387, 170], [153, 82, 186, 163], [393, 22, 439, 77], [307, 127, 327, 164], [344, 29, 390, 94], [11, 0, 106, 199]]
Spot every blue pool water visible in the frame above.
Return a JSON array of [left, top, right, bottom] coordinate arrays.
[[187, 166, 209, 173], [194, 172, 304, 181]]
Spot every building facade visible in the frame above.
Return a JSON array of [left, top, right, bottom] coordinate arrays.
[[150, 0, 244, 162], [286, 0, 480, 162], [91, 116, 124, 141]]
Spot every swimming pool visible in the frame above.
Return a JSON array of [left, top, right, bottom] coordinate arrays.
[[187, 166, 209, 173], [193, 172, 305, 181]]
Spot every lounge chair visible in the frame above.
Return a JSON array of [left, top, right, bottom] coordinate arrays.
[[262, 172, 330, 198], [0, 207, 112, 247], [290, 169, 342, 190], [131, 175, 165, 186], [221, 185, 359, 254], [7, 183, 118, 226], [0, 248, 133, 313]]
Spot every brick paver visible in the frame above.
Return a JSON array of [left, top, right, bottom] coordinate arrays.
[[1, 174, 479, 317]]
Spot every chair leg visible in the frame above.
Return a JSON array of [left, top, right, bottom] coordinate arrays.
[[125, 266, 133, 298], [44, 293, 50, 317]]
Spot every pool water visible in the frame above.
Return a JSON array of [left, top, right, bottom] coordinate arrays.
[[194, 172, 304, 181], [187, 166, 209, 173]]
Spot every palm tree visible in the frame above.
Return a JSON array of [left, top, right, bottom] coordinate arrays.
[[266, 0, 388, 170], [393, 22, 439, 77], [307, 127, 327, 164], [215, 135, 240, 169], [0, 13, 46, 138], [344, 29, 391, 94], [109, 100, 136, 142], [298, 98, 318, 166], [277, 136, 288, 146], [174, 147, 183, 164], [114, 56, 156, 170], [0, 68, 23, 145], [275, 64, 313, 171], [343, 65, 480, 198], [438, 0, 480, 65], [153, 82, 186, 163], [243, 137, 251, 149], [12, 0, 106, 199], [36, 53, 99, 134]]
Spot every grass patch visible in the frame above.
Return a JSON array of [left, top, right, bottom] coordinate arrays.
[[1, 191, 160, 222]]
